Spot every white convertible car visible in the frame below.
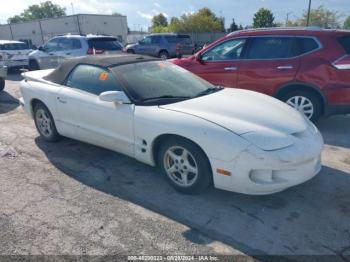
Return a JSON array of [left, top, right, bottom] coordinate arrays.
[[19, 54, 323, 195]]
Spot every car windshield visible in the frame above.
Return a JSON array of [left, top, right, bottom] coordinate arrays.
[[112, 61, 220, 103]]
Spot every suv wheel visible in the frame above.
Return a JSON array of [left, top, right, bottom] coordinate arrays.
[[29, 60, 40, 71], [0, 78, 4, 91], [159, 50, 169, 60], [158, 137, 212, 194], [281, 91, 322, 122]]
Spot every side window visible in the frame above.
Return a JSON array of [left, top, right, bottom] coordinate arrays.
[[293, 37, 319, 56], [164, 36, 178, 43], [246, 37, 294, 59], [45, 38, 60, 52], [66, 65, 123, 95], [58, 38, 82, 50], [142, 36, 152, 45], [151, 36, 162, 44], [202, 38, 246, 61]]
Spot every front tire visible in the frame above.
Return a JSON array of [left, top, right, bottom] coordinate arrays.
[[157, 137, 212, 194], [0, 78, 4, 91], [29, 60, 40, 71], [281, 91, 322, 122], [33, 102, 60, 142], [159, 50, 169, 60]]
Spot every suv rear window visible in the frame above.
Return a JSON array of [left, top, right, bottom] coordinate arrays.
[[293, 37, 319, 56], [88, 38, 122, 51], [246, 37, 294, 59], [338, 35, 350, 54], [164, 35, 192, 44]]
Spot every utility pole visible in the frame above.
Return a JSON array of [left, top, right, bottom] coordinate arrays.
[[286, 12, 292, 27], [306, 0, 312, 26], [71, 3, 75, 15]]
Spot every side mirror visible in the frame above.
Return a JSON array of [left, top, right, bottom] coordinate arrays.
[[38, 46, 45, 52], [99, 91, 130, 104], [196, 53, 204, 64]]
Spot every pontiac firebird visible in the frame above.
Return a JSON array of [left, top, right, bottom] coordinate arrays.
[[19, 54, 323, 195]]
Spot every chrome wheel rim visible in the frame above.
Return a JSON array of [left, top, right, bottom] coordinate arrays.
[[35, 109, 53, 137], [160, 54, 168, 60], [286, 96, 314, 119], [163, 146, 198, 187]]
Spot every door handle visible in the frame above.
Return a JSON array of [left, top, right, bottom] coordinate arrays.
[[57, 96, 67, 104], [277, 65, 294, 70], [224, 67, 237, 71]]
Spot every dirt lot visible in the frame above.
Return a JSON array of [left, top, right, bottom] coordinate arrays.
[[1, 73, 350, 260]]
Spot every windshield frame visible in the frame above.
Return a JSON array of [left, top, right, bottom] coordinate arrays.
[[110, 61, 221, 106]]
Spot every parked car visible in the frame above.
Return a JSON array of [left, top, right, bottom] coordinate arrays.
[[28, 34, 123, 70], [0, 40, 32, 69], [171, 28, 350, 122], [0, 65, 6, 91], [19, 54, 323, 195], [125, 34, 195, 59]]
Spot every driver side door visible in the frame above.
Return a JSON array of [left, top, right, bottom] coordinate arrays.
[[40, 38, 62, 69], [192, 38, 247, 88], [55, 64, 135, 157]]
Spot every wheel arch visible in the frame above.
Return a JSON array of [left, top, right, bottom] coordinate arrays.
[[30, 98, 46, 117], [274, 82, 327, 115], [158, 49, 169, 56], [151, 133, 212, 170]]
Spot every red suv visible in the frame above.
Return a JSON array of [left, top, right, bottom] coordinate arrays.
[[171, 28, 350, 121]]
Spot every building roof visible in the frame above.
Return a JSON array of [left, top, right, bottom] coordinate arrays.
[[45, 54, 159, 84]]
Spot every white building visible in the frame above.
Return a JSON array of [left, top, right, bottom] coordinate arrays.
[[0, 14, 128, 46]]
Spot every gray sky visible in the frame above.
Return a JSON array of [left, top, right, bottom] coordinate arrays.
[[1, 0, 349, 30]]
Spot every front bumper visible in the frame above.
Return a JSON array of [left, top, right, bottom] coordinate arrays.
[[0, 66, 7, 78], [210, 127, 323, 195]]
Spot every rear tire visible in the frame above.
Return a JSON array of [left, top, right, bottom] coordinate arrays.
[[159, 50, 169, 60], [0, 78, 4, 91], [281, 90, 322, 122], [157, 137, 212, 194], [127, 49, 135, 54], [33, 102, 60, 142], [29, 60, 40, 71]]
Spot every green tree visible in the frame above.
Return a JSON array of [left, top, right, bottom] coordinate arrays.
[[8, 1, 66, 23], [228, 18, 239, 32], [152, 13, 168, 28], [288, 6, 341, 28], [161, 7, 223, 33], [343, 16, 350, 29], [253, 8, 275, 28]]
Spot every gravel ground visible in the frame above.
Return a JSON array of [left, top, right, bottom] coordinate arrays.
[[0, 72, 349, 261]]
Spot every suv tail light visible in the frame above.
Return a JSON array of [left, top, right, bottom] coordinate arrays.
[[333, 55, 350, 70], [176, 43, 181, 50], [87, 48, 105, 55]]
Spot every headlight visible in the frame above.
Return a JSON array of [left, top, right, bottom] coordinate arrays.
[[241, 129, 294, 151]]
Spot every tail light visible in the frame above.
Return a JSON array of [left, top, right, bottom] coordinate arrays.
[[176, 43, 181, 50], [87, 48, 105, 55], [333, 55, 350, 70]]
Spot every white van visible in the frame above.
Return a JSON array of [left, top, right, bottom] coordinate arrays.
[[0, 40, 32, 69]]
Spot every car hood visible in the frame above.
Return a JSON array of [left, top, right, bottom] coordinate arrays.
[[160, 88, 307, 137], [126, 43, 138, 49]]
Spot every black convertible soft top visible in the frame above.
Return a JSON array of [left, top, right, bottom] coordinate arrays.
[[44, 54, 160, 84]]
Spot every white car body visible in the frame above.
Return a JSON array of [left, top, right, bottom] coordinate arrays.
[[0, 40, 32, 68], [19, 69, 323, 195]]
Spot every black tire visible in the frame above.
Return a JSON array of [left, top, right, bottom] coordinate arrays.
[[29, 60, 40, 71], [157, 137, 212, 194], [127, 49, 135, 54], [0, 78, 4, 91], [159, 50, 169, 60], [33, 102, 60, 142], [280, 90, 322, 122]]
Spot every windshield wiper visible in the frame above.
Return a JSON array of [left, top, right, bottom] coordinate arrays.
[[140, 95, 192, 102], [195, 86, 224, 97]]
